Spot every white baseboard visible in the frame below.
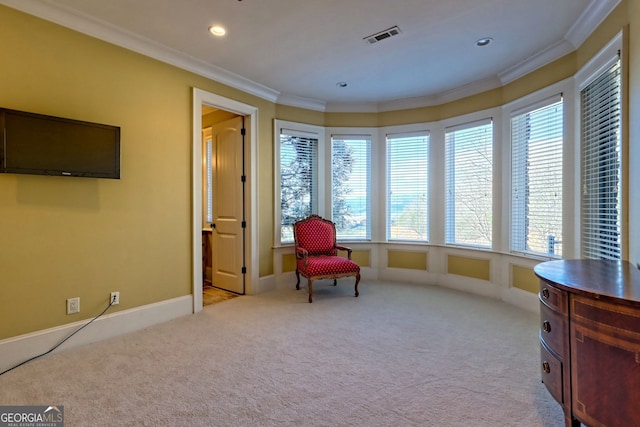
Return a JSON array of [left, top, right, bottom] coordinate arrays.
[[502, 287, 540, 314], [436, 273, 502, 300], [257, 274, 277, 293], [378, 267, 437, 285], [0, 295, 192, 374]]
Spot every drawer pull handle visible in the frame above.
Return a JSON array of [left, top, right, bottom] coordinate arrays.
[[542, 320, 552, 333], [542, 288, 550, 299], [542, 361, 551, 374]]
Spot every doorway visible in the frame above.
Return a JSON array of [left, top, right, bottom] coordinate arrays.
[[202, 112, 244, 296], [192, 88, 258, 313]]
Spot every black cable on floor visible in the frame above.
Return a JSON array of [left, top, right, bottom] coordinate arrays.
[[0, 296, 116, 377]]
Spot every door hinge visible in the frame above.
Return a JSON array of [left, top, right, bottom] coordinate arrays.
[[241, 175, 246, 182], [241, 266, 247, 274], [241, 220, 246, 228], [241, 127, 246, 136]]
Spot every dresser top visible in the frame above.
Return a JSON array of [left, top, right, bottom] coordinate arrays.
[[534, 259, 640, 305]]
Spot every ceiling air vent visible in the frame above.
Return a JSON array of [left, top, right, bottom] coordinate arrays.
[[364, 26, 402, 44]]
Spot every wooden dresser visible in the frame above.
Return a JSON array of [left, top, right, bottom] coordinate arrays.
[[534, 259, 640, 427]]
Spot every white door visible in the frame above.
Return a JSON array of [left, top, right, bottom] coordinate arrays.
[[209, 116, 245, 294]]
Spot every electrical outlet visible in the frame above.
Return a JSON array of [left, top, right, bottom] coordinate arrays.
[[110, 291, 120, 305], [67, 297, 80, 315]]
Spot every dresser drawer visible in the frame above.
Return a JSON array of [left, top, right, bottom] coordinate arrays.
[[539, 281, 567, 314], [539, 302, 567, 358], [571, 295, 640, 343], [540, 339, 563, 405]]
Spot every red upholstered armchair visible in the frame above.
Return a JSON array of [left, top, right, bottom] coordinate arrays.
[[293, 215, 361, 303]]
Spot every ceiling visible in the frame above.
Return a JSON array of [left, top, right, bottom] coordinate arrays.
[[0, 0, 620, 111]]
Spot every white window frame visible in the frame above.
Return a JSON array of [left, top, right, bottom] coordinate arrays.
[[325, 127, 378, 242], [575, 32, 623, 260], [385, 130, 430, 242], [444, 115, 495, 249], [271, 32, 624, 260], [274, 120, 325, 246], [510, 94, 564, 257], [501, 79, 576, 259], [330, 133, 372, 241]]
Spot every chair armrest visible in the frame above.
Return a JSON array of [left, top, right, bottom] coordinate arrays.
[[295, 247, 309, 259], [336, 245, 353, 259], [296, 247, 309, 268]]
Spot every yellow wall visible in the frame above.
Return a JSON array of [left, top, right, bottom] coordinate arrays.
[[283, 253, 297, 273], [0, 5, 272, 339], [511, 265, 540, 294], [447, 255, 491, 281], [0, 1, 634, 340], [350, 250, 371, 268], [388, 250, 427, 270]]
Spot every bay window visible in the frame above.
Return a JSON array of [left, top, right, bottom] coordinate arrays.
[[511, 96, 564, 256], [331, 135, 371, 240], [445, 119, 493, 248], [386, 131, 429, 241]]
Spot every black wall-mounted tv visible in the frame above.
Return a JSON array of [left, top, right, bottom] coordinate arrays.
[[0, 108, 120, 179]]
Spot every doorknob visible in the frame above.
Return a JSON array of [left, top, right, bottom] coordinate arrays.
[[211, 223, 216, 229]]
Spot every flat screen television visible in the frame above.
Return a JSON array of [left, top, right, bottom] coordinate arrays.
[[0, 108, 120, 179]]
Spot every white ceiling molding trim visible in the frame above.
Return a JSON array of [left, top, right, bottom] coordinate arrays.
[[497, 40, 575, 85], [0, 0, 621, 112], [565, 0, 622, 49], [276, 94, 326, 112], [0, 0, 280, 103], [375, 96, 438, 113], [325, 76, 504, 113], [432, 76, 504, 107], [498, 0, 619, 86], [324, 102, 383, 113]]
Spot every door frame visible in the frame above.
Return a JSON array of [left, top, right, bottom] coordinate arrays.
[[192, 88, 258, 312]]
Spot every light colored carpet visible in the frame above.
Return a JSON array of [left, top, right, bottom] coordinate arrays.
[[0, 281, 564, 426]]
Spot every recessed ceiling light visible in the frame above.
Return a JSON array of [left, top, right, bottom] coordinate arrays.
[[209, 25, 226, 37], [336, 82, 348, 88], [476, 37, 493, 47]]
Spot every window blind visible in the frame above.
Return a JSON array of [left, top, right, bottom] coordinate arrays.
[[445, 119, 493, 247], [581, 59, 622, 260], [331, 135, 371, 240], [280, 133, 318, 243], [386, 131, 429, 241], [511, 96, 563, 256]]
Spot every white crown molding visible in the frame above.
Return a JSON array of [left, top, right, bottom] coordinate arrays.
[[565, 0, 622, 49], [497, 0, 620, 87], [300, 0, 621, 113], [433, 76, 504, 105], [497, 39, 575, 85], [0, 0, 280, 103], [376, 95, 439, 112], [0, 0, 621, 112], [325, 102, 381, 113], [276, 94, 326, 112], [324, 76, 502, 113]]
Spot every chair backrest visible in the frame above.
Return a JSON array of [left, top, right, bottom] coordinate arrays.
[[293, 215, 337, 256]]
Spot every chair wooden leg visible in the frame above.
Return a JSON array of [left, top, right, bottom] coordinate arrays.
[[308, 279, 313, 303], [295, 270, 300, 290], [354, 273, 360, 297]]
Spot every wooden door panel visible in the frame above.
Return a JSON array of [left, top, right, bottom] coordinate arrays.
[[210, 117, 244, 294]]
